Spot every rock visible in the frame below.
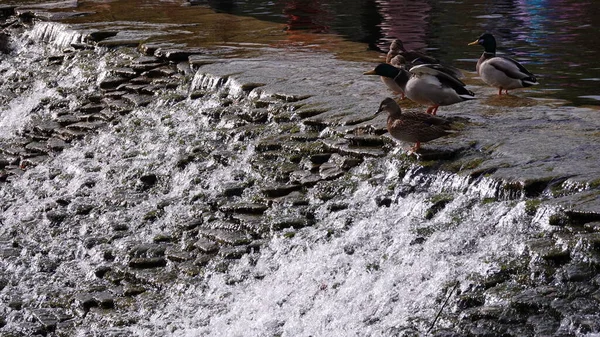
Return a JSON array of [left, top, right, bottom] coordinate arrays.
[[86, 31, 118, 42], [219, 246, 248, 259], [128, 257, 167, 269], [272, 217, 309, 230], [46, 137, 70, 151], [129, 243, 166, 258], [0, 32, 10, 54], [99, 76, 129, 90], [154, 47, 206, 61], [261, 184, 302, 198], [194, 236, 219, 253], [55, 128, 86, 142], [92, 292, 115, 309], [24, 141, 49, 154], [66, 121, 106, 131], [122, 94, 153, 107], [198, 229, 252, 246], [219, 202, 268, 215]]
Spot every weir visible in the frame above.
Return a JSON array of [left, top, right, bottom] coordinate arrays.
[[1, 10, 600, 337]]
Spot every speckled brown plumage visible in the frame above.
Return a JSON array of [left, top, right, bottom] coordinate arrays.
[[376, 97, 454, 152]]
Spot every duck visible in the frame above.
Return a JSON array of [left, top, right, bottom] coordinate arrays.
[[386, 39, 464, 79], [468, 33, 538, 95], [386, 39, 439, 65], [364, 63, 475, 115], [380, 54, 408, 99], [376, 97, 455, 152]]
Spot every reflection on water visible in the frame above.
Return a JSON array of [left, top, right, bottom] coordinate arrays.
[[200, 0, 600, 106]]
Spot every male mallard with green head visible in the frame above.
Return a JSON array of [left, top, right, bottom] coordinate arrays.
[[468, 33, 538, 95], [376, 97, 455, 152]]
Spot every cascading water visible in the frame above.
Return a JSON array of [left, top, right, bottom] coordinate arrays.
[[1, 14, 600, 337]]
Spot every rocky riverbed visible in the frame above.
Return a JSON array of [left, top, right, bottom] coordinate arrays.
[[1, 3, 600, 336]]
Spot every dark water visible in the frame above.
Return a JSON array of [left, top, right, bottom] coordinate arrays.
[[196, 0, 600, 107], [2, 0, 599, 105]]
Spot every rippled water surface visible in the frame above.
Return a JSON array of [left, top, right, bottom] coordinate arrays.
[[4, 0, 597, 105], [199, 0, 600, 106], [49, 0, 600, 105]]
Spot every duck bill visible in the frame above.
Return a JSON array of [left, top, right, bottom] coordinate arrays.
[[467, 40, 479, 46], [363, 69, 377, 75]]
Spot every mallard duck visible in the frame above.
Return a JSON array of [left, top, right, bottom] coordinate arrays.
[[376, 97, 455, 152], [387, 39, 439, 65], [386, 39, 464, 79], [364, 63, 475, 115], [468, 33, 538, 95]]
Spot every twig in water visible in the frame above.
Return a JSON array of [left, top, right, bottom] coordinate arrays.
[[427, 281, 460, 335]]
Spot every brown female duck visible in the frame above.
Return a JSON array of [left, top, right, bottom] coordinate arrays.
[[376, 97, 455, 152]]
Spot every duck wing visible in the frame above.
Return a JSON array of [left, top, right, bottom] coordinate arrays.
[[410, 64, 475, 98], [488, 56, 537, 82], [389, 112, 452, 143]]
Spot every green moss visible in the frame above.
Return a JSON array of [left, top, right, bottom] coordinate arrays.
[[588, 178, 600, 189], [283, 231, 296, 239], [425, 194, 454, 220], [548, 213, 569, 227], [481, 197, 496, 205], [462, 158, 484, 170], [525, 199, 542, 216]]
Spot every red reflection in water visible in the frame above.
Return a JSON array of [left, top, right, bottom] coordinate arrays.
[[374, 0, 432, 52], [280, 0, 332, 33]]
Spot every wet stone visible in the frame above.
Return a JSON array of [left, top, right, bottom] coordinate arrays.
[[86, 30, 118, 42], [194, 236, 219, 253], [111, 67, 138, 78], [130, 62, 164, 72], [220, 246, 248, 259], [73, 293, 96, 311], [99, 75, 129, 90], [179, 218, 203, 231], [321, 138, 386, 158], [78, 103, 105, 114], [20, 155, 49, 168], [55, 128, 87, 142], [45, 210, 67, 224], [46, 137, 70, 151], [30, 308, 59, 329], [557, 262, 596, 282], [261, 184, 302, 198], [92, 292, 115, 309], [143, 65, 177, 77], [526, 238, 571, 263], [122, 93, 153, 107], [220, 202, 268, 215], [32, 120, 61, 135], [129, 243, 166, 258], [199, 229, 252, 246], [165, 248, 193, 262], [221, 182, 247, 197], [94, 265, 111, 278], [53, 114, 80, 126], [128, 257, 167, 269], [155, 47, 206, 61], [66, 121, 106, 131], [24, 141, 48, 154], [123, 285, 146, 297], [194, 254, 213, 266], [272, 217, 309, 230]]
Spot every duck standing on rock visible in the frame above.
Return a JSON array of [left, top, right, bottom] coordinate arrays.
[[386, 39, 464, 79], [468, 33, 538, 95], [365, 63, 475, 115], [376, 97, 456, 153]]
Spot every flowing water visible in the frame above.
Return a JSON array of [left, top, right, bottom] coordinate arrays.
[[1, 1, 600, 337]]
